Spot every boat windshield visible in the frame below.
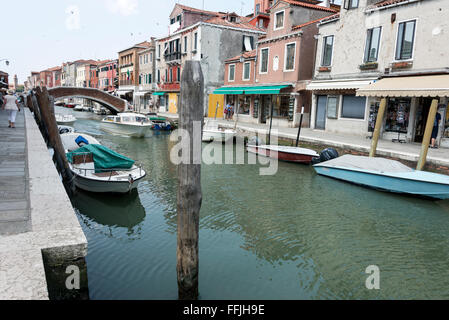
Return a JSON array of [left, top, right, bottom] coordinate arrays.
[[135, 116, 149, 123]]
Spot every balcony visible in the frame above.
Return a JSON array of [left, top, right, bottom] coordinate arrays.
[[164, 52, 181, 63], [119, 80, 134, 86]]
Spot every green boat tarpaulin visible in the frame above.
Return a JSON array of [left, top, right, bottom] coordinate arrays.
[[67, 144, 134, 172]]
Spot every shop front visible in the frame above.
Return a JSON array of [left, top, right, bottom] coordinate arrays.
[[357, 74, 449, 147]]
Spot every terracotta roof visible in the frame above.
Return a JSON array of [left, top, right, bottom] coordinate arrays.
[[318, 12, 340, 24], [46, 66, 62, 72], [281, 0, 337, 13], [204, 16, 265, 32], [176, 4, 220, 16], [375, 0, 410, 7], [225, 49, 257, 62]]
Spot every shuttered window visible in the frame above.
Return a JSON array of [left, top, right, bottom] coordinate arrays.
[[341, 95, 366, 119]]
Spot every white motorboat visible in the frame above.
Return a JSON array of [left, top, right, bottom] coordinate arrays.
[[100, 113, 153, 138], [202, 120, 236, 142], [55, 113, 77, 126], [66, 144, 146, 193], [73, 105, 84, 112]]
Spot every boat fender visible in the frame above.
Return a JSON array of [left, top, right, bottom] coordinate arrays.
[[318, 148, 339, 163], [75, 135, 90, 147]]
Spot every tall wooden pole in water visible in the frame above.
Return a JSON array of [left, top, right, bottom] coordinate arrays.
[[369, 98, 387, 157], [417, 99, 439, 171], [177, 61, 204, 300]]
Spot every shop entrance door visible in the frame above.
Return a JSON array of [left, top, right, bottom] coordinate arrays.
[[261, 95, 271, 124], [414, 98, 433, 143], [315, 95, 327, 130]]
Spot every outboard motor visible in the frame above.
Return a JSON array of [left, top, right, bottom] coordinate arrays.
[[312, 148, 339, 165]]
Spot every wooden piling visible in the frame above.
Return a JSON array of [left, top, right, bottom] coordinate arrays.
[[35, 87, 73, 185], [417, 99, 439, 171], [369, 97, 387, 157], [177, 61, 204, 300]]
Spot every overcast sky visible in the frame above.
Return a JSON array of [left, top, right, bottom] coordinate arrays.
[[1, 0, 341, 83]]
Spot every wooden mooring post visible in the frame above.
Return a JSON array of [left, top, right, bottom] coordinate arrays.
[[35, 87, 74, 186], [369, 97, 387, 157], [177, 61, 204, 300], [417, 98, 439, 171]]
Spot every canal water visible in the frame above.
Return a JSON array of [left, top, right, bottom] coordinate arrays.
[[67, 109, 449, 300]]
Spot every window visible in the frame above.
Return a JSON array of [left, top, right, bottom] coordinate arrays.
[[177, 14, 181, 22], [194, 33, 198, 51], [256, 4, 260, 14], [149, 74, 152, 84], [238, 95, 251, 115], [321, 36, 334, 66], [284, 43, 296, 71], [177, 67, 180, 82], [364, 27, 382, 63], [274, 11, 284, 30], [260, 48, 269, 73], [157, 70, 160, 83], [243, 35, 254, 52], [184, 36, 188, 53], [158, 45, 161, 59], [165, 69, 168, 82], [341, 95, 366, 119], [326, 96, 339, 119], [169, 68, 173, 82], [273, 96, 290, 117], [228, 64, 235, 82], [170, 18, 176, 24], [343, 0, 359, 9], [243, 62, 251, 80], [396, 20, 416, 60]]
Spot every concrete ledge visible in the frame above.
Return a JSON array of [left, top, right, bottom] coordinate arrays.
[[0, 109, 88, 300]]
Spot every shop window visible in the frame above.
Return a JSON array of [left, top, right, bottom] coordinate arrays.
[[238, 96, 251, 115], [396, 20, 416, 60], [321, 36, 334, 67], [326, 96, 339, 119], [385, 98, 411, 133], [341, 95, 366, 119], [364, 27, 382, 63], [273, 96, 290, 117]]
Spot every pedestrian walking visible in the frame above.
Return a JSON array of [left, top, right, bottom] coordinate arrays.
[[1, 89, 20, 128], [430, 111, 442, 148]]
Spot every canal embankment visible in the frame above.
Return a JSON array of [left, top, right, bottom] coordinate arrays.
[[0, 107, 88, 300], [214, 118, 449, 174]]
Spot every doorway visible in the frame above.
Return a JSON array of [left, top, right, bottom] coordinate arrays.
[[414, 98, 433, 143], [315, 95, 327, 130], [261, 95, 271, 124]]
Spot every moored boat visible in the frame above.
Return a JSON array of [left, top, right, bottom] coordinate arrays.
[[60, 132, 100, 152], [247, 145, 319, 164], [66, 144, 146, 193], [100, 113, 152, 138], [313, 154, 449, 200], [55, 113, 77, 126], [202, 119, 236, 142], [149, 117, 173, 131]]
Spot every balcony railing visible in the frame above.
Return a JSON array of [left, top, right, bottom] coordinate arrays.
[[119, 80, 134, 86], [164, 52, 181, 62]]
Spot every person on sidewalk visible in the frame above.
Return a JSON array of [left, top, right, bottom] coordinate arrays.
[[431, 111, 442, 149], [1, 89, 20, 128]]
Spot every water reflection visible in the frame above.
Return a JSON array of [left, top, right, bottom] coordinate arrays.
[[73, 189, 146, 240]]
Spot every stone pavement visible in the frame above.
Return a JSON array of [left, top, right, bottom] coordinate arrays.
[[214, 118, 449, 168], [0, 109, 31, 235], [0, 108, 87, 300]]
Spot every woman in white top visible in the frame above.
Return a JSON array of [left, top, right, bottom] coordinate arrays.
[[1, 89, 20, 128]]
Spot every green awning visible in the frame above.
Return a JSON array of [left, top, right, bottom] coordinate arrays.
[[152, 92, 165, 96], [213, 85, 290, 95]]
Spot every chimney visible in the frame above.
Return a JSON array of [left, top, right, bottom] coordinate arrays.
[[319, 0, 330, 8]]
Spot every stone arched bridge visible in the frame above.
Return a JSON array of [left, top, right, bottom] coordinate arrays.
[[47, 87, 128, 114]]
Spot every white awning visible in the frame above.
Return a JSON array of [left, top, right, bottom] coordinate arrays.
[[134, 91, 152, 97], [307, 79, 378, 91], [357, 75, 449, 97], [117, 90, 133, 96]]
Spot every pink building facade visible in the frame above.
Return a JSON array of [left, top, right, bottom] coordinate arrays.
[[98, 60, 118, 92]]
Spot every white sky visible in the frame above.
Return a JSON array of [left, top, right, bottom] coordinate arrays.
[[1, 0, 341, 83]]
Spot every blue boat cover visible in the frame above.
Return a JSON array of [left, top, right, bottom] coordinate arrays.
[[67, 144, 135, 171]]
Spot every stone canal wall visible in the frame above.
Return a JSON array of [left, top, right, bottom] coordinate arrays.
[[0, 109, 88, 300]]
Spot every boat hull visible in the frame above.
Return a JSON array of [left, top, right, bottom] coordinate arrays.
[[73, 171, 146, 193], [314, 166, 449, 200], [100, 122, 151, 138], [56, 120, 76, 126], [247, 145, 317, 164]]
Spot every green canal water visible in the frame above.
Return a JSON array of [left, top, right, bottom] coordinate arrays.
[[69, 111, 449, 300]]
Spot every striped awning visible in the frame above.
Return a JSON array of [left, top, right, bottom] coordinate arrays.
[[213, 85, 291, 95], [307, 79, 377, 91], [357, 75, 449, 97]]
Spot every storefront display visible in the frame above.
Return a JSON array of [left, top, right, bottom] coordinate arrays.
[[273, 95, 290, 117], [238, 95, 251, 115], [385, 98, 410, 134], [368, 100, 380, 133]]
